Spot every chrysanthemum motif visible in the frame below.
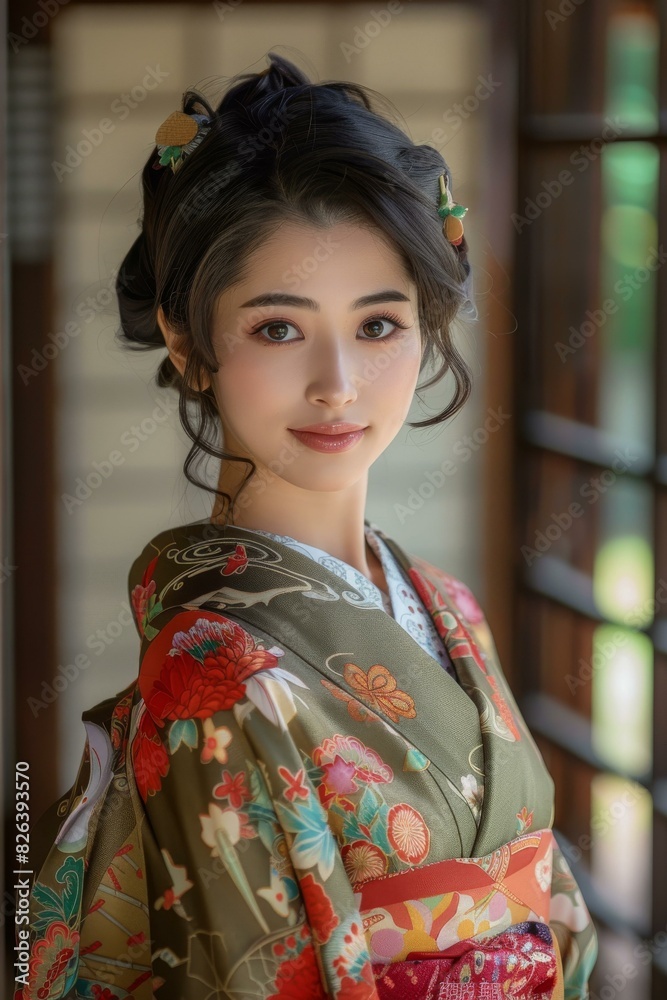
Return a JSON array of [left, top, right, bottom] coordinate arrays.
[[386, 802, 430, 864], [341, 840, 388, 886]]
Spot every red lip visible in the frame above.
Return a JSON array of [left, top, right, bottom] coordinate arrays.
[[289, 426, 367, 453], [290, 422, 367, 435]]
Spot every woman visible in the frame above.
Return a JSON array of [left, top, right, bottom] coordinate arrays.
[[20, 52, 598, 999]]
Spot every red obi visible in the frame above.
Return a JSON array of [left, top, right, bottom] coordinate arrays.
[[355, 827, 565, 999]]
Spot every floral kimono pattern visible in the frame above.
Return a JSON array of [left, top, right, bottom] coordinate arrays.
[[17, 518, 598, 999]]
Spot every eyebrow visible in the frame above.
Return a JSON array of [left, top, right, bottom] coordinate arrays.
[[239, 290, 411, 311]]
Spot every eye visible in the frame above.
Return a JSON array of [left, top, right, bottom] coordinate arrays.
[[359, 314, 409, 341], [248, 312, 411, 347], [249, 320, 300, 345]]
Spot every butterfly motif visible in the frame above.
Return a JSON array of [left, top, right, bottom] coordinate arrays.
[[320, 678, 382, 724], [342, 662, 416, 724]]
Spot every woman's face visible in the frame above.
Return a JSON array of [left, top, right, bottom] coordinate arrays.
[[209, 220, 423, 496]]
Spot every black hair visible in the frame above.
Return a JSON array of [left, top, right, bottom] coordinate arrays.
[[115, 50, 476, 524]]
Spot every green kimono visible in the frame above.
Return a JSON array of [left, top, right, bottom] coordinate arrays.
[[17, 518, 598, 999]]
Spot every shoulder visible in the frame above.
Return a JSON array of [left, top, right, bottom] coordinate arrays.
[[127, 522, 197, 592], [127, 529, 173, 640], [127, 519, 218, 639], [411, 552, 488, 628], [136, 608, 291, 724], [412, 554, 499, 660]]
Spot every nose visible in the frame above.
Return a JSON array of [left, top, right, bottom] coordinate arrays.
[[304, 339, 359, 408]]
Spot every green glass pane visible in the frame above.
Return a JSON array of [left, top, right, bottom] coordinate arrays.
[[605, 10, 659, 131], [590, 775, 651, 929], [591, 625, 652, 775], [598, 142, 658, 453], [594, 534, 653, 627]]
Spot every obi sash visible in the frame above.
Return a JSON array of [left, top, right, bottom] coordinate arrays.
[[356, 827, 565, 999]]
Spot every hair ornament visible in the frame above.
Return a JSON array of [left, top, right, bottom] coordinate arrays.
[[438, 173, 468, 247], [154, 111, 212, 173]]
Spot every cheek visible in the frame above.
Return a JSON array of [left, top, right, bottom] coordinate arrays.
[[369, 340, 422, 402], [211, 352, 287, 431]]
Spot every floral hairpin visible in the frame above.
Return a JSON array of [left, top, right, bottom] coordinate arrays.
[[153, 111, 212, 174], [438, 173, 468, 247]]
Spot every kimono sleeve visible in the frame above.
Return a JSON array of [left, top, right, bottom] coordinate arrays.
[[550, 837, 599, 999], [137, 608, 379, 1000], [442, 576, 599, 998]]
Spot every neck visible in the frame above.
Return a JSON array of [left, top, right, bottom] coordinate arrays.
[[210, 459, 378, 584]]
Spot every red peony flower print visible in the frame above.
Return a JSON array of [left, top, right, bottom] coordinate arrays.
[[337, 960, 377, 1000], [267, 939, 327, 999], [337, 978, 377, 1000], [23, 920, 80, 1000], [387, 802, 430, 864], [332, 928, 377, 998], [299, 873, 339, 945], [146, 617, 281, 724], [147, 647, 246, 721], [131, 709, 170, 801]]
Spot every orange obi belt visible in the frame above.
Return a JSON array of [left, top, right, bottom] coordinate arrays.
[[356, 827, 564, 999]]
